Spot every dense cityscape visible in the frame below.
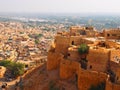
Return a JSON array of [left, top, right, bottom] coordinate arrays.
[[0, 13, 120, 90], [0, 0, 120, 89]]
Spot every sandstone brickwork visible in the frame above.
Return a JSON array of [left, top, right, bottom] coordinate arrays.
[[0, 66, 6, 78], [110, 49, 120, 63], [104, 29, 120, 39], [68, 47, 81, 61], [47, 52, 64, 70], [70, 36, 82, 45], [87, 48, 110, 72], [110, 61, 120, 84], [106, 40, 118, 48], [60, 59, 80, 79], [55, 36, 70, 56], [78, 69, 108, 90], [46, 26, 120, 90], [106, 80, 120, 90]]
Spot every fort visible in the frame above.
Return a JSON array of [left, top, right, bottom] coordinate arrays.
[[47, 26, 120, 90]]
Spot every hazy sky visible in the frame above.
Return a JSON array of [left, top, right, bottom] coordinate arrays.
[[0, 0, 120, 13]]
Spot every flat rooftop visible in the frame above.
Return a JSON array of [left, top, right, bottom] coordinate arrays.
[[84, 37, 105, 42]]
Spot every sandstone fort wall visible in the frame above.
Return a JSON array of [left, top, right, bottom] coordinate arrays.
[[78, 69, 108, 90], [55, 36, 70, 56], [106, 80, 120, 90], [87, 48, 110, 72], [47, 52, 64, 70], [60, 59, 80, 79], [104, 29, 120, 39]]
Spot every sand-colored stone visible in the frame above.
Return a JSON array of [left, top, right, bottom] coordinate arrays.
[[60, 59, 80, 79], [47, 52, 64, 70], [78, 69, 108, 90], [87, 48, 110, 72], [104, 29, 120, 39], [0, 66, 6, 78], [55, 35, 70, 56], [17, 26, 120, 90], [106, 80, 120, 90]]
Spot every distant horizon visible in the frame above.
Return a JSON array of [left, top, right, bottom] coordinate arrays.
[[0, 0, 120, 14], [1, 12, 120, 17]]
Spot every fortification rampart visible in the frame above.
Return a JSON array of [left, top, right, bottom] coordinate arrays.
[[104, 29, 120, 39], [68, 46, 87, 62], [87, 48, 110, 72], [86, 30, 96, 37], [78, 69, 108, 90], [106, 79, 120, 90], [47, 52, 64, 70], [46, 27, 120, 90], [109, 49, 120, 84], [55, 36, 70, 56], [110, 61, 120, 84], [106, 40, 118, 48], [70, 36, 82, 45], [60, 59, 80, 79], [110, 49, 120, 63], [68, 47, 81, 61], [70, 26, 84, 36]]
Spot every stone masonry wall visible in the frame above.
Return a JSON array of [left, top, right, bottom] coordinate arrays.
[[70, 36, 82, 45], [78, 69, 108, 90], [55, 36, 70, 56], [47, 52, 64, 70], [60, 59, 80, 79], [106, 80, 120, 90], [68, 49, 81, 61], [106, 40, 118, 48], [110, 49, 120, 63], [110, 61, 120, 84], [110, 50, 120, 83], [87, 48, 110, 72], [105, 29, 120, 39]]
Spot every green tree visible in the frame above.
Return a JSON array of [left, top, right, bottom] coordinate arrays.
[[0, 60, 11, 67], [78, 44, 89, 54], [35, 39, 39, 44], [37, 34, 43, 38], [9, 62, 25, 77], [0, 60, 25, 78]]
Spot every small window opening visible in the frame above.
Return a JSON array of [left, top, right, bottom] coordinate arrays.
[[68, 53, 70, 56], [90, 65, 92, 69], [72, 41, 74, 45], [107, 34, 110, 37]]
